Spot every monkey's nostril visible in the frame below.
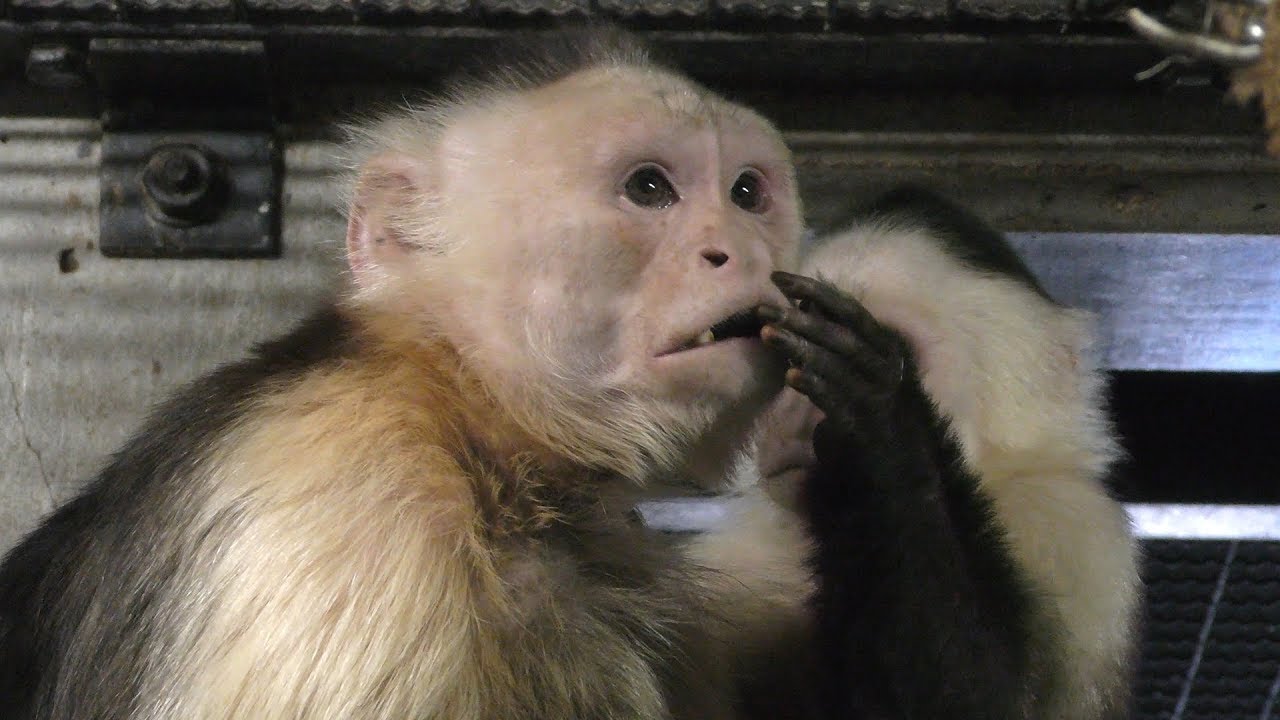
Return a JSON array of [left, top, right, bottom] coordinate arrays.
[[701, 249, 730, 268]]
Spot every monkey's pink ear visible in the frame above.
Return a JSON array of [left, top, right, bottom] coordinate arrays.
[[345, 154, 428, 289]]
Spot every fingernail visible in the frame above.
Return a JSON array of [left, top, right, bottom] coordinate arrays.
[[756, 305, 783, 323]]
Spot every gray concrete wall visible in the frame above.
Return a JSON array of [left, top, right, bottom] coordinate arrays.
[[0, 118, 346, 554]]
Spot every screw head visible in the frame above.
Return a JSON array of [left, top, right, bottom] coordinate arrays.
[[158, 153, 199, 191], [141, 145, 225, 224]]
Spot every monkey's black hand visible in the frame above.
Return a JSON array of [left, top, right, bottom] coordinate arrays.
[[757, 270, 945, 499]]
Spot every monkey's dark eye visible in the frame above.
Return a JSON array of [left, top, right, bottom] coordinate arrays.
[[623, 166, 678, 209], [730, 171, 769, 213]]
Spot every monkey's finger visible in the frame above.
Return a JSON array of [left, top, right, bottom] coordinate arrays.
[[757, 305, 901, 386], [764, 326, 887, 402], [761, 324, 819, 369], [784, 369, 861, 428], [771, 271, 893, 353], [784, 367, 825, 402], [770, 272, 899, 356]]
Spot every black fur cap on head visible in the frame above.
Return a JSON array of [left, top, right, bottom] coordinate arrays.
[[446, 25, 668, 99]]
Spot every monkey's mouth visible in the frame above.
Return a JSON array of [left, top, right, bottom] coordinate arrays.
[[667, 310, 764, 355]]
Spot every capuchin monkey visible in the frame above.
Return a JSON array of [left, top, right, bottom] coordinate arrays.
[[0, 29, 1139, 720]]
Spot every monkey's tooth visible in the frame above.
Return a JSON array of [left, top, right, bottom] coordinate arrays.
[[695, 330, 715, 347]]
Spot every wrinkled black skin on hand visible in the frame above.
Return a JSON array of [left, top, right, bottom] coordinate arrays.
[[762, 272, 1036, 720]]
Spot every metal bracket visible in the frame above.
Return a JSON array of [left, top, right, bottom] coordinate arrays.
[[100, 132, 279, 258], [90, 39, 282, 259]]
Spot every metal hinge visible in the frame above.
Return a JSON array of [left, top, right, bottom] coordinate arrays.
[[90, 39, 282, 259]]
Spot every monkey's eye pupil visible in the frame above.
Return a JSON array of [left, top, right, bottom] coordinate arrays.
[[624, 166, 678, 209], [731, 172, 768, 213]]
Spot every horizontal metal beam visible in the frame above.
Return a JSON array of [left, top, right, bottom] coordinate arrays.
[[1126, 504, 1280, 540], [792, 132, 1280, 234], [636, 499, 1280, 539], [1, 23, 1172, 93], [1013, 233, 1280, 372]]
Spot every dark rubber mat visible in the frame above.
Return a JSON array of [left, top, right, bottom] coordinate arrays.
[[1136, 540, 1280, 720]]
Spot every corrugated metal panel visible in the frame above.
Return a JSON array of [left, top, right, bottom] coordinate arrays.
[[0, 0, 1124, 23], [116, 0, 234, 20], [835, 0, 947, 20], [241, 0, 355, 18], [596, 0, 708, 18], [714, 0, 825, 20], [474, 0, 588, 15], [955, 0, 1070, 21], [8, 0, 117, 20], [355, 0, 470, 17], [0, 118, 341, 552]]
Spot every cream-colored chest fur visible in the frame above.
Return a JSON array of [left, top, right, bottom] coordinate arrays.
[[121, 360, 733, 720]]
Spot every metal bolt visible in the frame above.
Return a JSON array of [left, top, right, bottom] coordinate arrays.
[[25, 45, 87, 89], [141, 145, 226, 225], [158, 153, 199, 192]]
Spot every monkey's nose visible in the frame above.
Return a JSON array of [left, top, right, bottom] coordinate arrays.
[[700, 248, 730, 268]]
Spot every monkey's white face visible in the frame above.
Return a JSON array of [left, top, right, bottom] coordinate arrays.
[[445, 69, 800, 407], [348, 65, 803, 473]]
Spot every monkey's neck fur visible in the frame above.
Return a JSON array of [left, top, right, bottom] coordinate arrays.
[[340, 303, 670, 536]]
